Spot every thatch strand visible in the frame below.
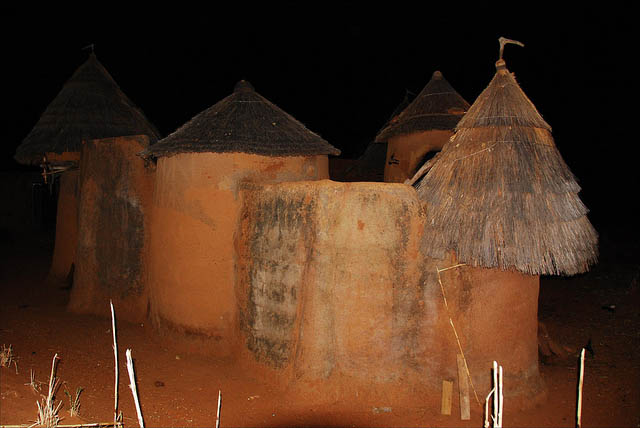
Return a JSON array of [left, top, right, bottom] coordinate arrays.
[[15, 53, 160, 165], [375, 71, 469, 142], [144, 80, 340, 158], [415, 58, 598, 276]]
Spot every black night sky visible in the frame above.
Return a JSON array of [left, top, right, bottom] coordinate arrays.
[[0, 5, 635, 236]]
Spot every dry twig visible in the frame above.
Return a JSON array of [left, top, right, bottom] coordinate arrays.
[[34, 354, 63, 428]]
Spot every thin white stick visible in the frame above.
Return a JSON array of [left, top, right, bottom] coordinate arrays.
[[577, 348, 585, 428], [484, 388, 494, 428], [110, 301, 119, 427], [126, 349, 144, 428], [498, 365, 503, 428], [216, 390, 221, 428], [492, 361, 498, 427]]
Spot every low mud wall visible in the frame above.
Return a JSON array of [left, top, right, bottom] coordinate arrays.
[[236, 181, 425, 380], [236, 180, 541, 400]]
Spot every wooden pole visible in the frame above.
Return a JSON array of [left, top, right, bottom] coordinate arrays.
[[126, 349, 144, 428], [456, 354, 470, 420], [441, 380, 453, 415], [577, 348, 585, 428], [216, 390, 222, 428], [498, 365, 503, 428], [493, 361, 498, 427], [110, 301, 119, 427]]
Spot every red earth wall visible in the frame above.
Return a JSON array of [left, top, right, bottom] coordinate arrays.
[[384, 130, 452, 182], [235, 180, 541, 403], [146, 152, 329, 354], [68, 135, 155, 322]]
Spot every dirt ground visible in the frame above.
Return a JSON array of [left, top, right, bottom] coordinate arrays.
[[1, 225, 638, 427]]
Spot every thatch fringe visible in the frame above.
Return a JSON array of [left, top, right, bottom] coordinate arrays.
[[144, 80, 340, 158], [15, 53, 160, 165], [415, 59, 598, 276]]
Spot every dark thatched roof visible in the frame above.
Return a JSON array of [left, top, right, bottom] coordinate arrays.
[[15, 53, 160, 165], [375, 71, 470, 143], [144, 80, 340, 158], [414, 59, 598, 276]]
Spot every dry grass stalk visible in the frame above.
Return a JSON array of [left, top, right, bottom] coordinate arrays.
[[64, 387, 83, 417], [577, 348, 586, 428], [1, 343, 18, 373], [125, 349, 144, 428], [25, 369, 43, 393], [34, 353, 63, 428], [435, 264, 481, 407]]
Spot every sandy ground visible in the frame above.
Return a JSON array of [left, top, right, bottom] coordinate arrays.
[[1, 227, 638, 427]]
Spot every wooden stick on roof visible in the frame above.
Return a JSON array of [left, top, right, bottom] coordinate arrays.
[[498, 37, 524, 60]]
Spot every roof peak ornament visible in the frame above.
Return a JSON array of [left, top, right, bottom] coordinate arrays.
[[497, 37, 524, 68]]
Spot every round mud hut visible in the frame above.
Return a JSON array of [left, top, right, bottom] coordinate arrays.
[[375, 71, 469, 183], [143, 80, 340, 353], [14, 52, 160, 284], [410, 49, 598, 397]]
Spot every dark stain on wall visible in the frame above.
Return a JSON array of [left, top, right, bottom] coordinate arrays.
[[240, 190, 316, 368]]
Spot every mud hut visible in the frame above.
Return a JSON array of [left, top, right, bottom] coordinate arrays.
[[144, 80, 339, 352], [409, 42, 598, 395], [67, 135, 155, 322], [14, 53, 160, 283], [375, 71, 469, 183]]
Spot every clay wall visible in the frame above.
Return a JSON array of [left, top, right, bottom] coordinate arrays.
[[147, 152, 328, 353], [384, 130, 452, 182], [68, 135, 154, 322], [236, 180, 541, 400]]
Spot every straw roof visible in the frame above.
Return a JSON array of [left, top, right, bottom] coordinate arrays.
[[15, 53, 160, 165], [144, 80, 340, 158], [375, 71, 470, 142], [414, 59, 598, 276]]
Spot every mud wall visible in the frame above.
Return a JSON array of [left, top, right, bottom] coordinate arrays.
[[147, 152, 328, 352], [236, 181, 425, 381], [236, 180, 541, 399], [68, 135, 154, 322], [384, 130, 452, 182], [48, 168, 79, 283]]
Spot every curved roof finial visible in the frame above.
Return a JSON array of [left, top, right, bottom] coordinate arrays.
[[498, 37, 524, 60]]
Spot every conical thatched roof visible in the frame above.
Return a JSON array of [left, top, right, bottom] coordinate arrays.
[[375, 71, 470, 142], [414, 58, 598, 276], [15, 53, 160, 165], [144, 80, 340, 158]]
